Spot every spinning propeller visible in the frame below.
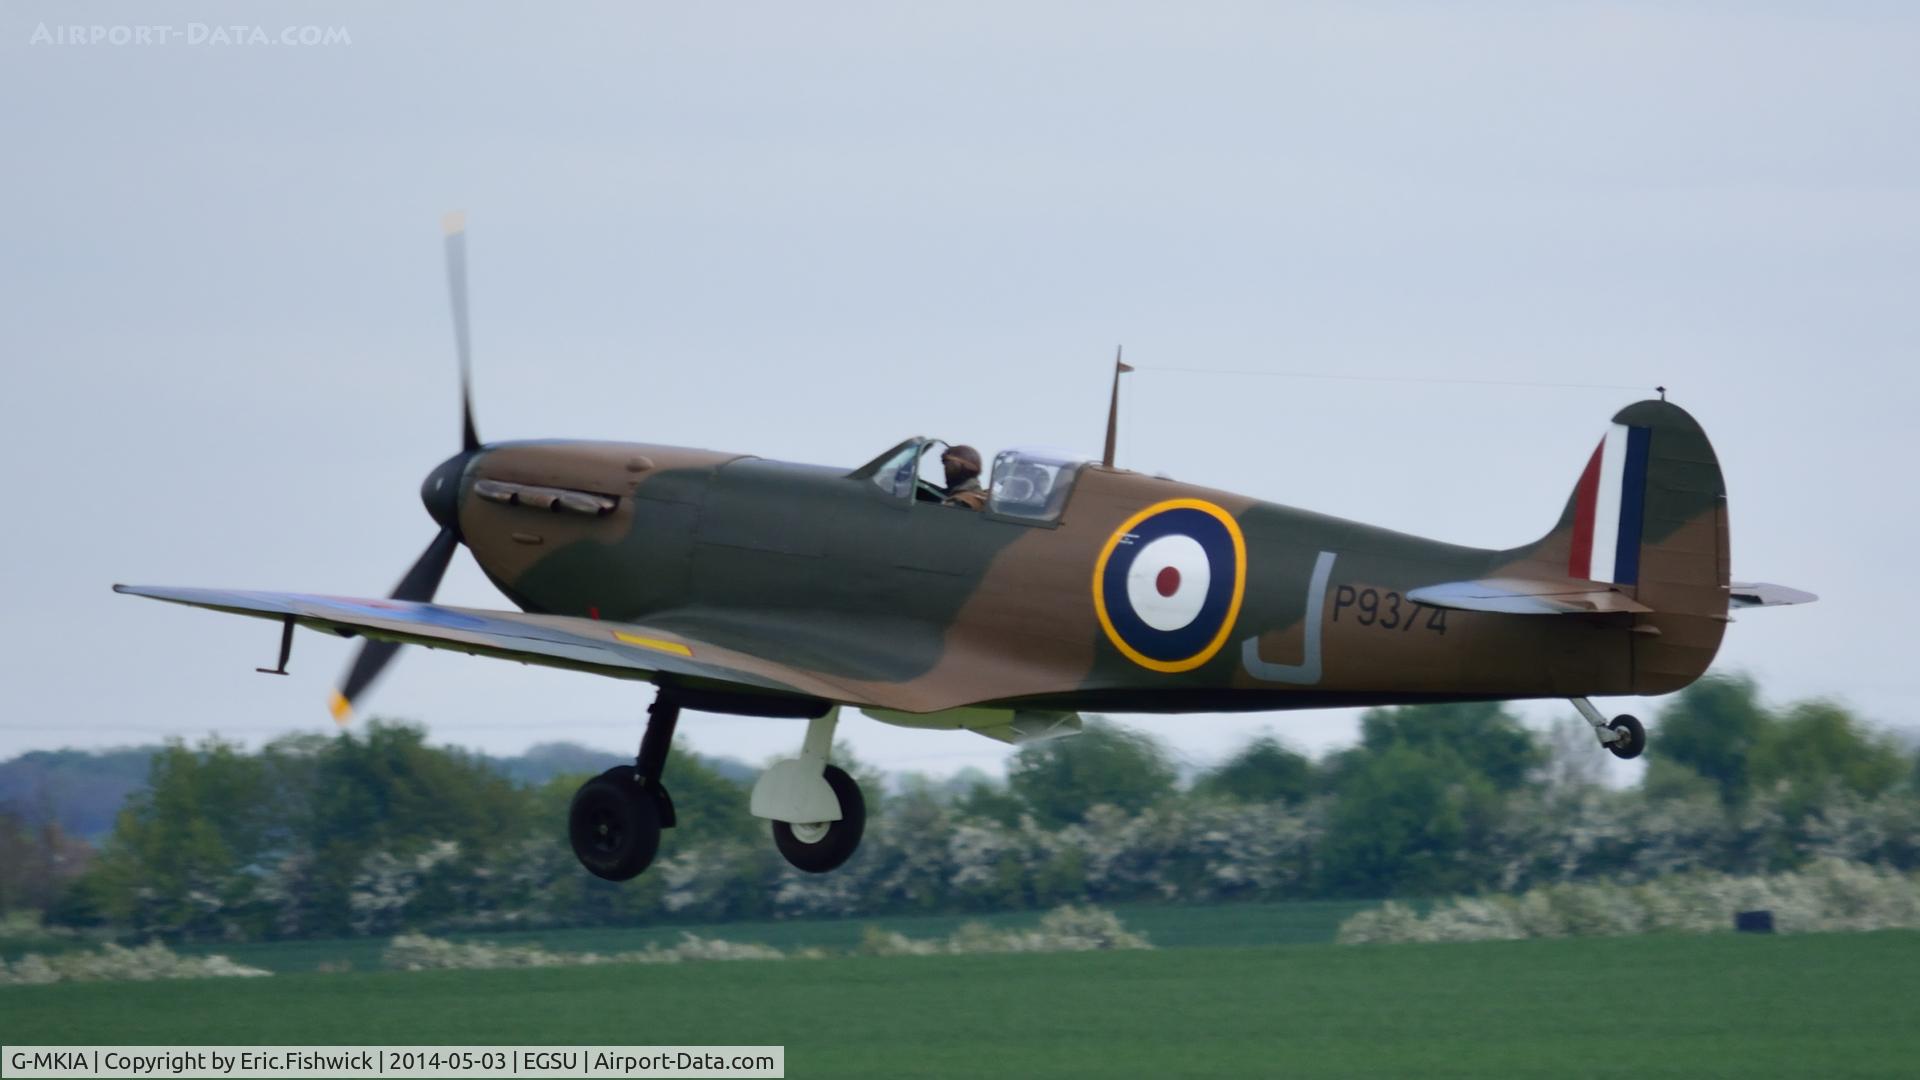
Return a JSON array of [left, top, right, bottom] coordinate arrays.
[[328, 213, 484, 725]]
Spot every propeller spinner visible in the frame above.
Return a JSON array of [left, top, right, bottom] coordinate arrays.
[[328, 213, 483, 725]]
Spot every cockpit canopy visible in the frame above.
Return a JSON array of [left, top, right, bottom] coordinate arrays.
[[986, 446, 1086, 522], [851, 439, 1091, 523]]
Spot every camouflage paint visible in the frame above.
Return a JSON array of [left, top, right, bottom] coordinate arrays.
[[442, 400, 1731, 716]]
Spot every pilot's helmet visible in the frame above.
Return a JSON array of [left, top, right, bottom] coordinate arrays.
[[943, 444, 983, 480]]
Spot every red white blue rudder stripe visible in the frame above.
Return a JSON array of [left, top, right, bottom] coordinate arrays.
[[1568, 423, 1652, 585]]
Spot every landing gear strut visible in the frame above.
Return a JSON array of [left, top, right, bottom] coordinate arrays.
[[751, 706, 867, 873], [568, 695, 680, 881], [1572, 697, 1646, 760]]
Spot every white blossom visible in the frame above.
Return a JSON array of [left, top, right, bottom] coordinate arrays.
[[1337, 860, 1920, 944]]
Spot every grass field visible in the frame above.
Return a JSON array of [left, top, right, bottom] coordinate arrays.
[[5, 931, 1918, 1077]]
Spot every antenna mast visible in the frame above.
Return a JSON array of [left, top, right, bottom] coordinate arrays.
[[1102, 345, 1133, 468]]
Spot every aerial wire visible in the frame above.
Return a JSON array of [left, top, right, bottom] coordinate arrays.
[[1132, 366, 1653, 394]]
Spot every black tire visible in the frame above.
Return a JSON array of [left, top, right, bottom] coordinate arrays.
[[593, 765, 677, 827], [569, 771, 662, 881], [771, 764, 866, 874], [1607, 714, 1646, 760]]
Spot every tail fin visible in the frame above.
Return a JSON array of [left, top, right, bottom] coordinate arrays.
[[1520, 399, 1730, 690]]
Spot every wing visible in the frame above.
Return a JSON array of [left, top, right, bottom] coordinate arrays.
[[1406, 576, 1653, 616], [114, 584, 872, 709]]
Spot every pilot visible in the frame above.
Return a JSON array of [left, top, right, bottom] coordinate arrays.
[[941, 445, 988, 510]]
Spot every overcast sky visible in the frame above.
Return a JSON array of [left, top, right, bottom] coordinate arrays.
[[2, 2, 1914, 783]]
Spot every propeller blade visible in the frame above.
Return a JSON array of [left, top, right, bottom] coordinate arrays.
[[443, 211, 480, 453], [328, 526, 460, 725], [388, 524, 460, 604]]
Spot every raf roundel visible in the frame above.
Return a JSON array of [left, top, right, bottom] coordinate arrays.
[[1093, 499, 1248, 673]]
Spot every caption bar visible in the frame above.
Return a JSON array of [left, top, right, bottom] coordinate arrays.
[[2, 1047, 783, 1079]]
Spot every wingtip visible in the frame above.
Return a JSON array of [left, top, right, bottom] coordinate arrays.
[[329, 691, 353, 726]]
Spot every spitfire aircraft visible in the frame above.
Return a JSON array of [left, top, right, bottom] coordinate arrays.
[[118, 217, 1816, 883]]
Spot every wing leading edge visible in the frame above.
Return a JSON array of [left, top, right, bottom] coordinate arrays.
[[113, 585, 869, 717]]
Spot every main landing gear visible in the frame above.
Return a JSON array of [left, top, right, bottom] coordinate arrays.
[[754, 707, 866, 874], [1571, 697, 1645, 760], [567, 697, 867, 881], [569, 695, 680, 881]]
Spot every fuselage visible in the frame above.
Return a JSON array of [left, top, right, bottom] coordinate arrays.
[[449, 436, 1724, 714]]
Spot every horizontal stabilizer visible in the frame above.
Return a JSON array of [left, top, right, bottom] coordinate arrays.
[[1407, 577, 1653, 616], [1729, 582, 1819, 609]]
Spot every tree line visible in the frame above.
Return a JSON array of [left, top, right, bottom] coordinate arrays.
[[7, 674, 1916, 942]]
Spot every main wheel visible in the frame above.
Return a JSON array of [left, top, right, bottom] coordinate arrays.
[[569, 769, 663, 881], [771, 764, 866, 874], [1606, 714, 1646, 760]]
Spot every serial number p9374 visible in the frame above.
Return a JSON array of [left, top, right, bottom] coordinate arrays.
[[1331, 586, 1448, 634]]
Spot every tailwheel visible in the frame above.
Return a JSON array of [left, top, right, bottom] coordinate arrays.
[[1572, 697, 1648, 761], [569, 768, 662, 881], [1606, 714, 1646, 760], [772, 764, 866, 873]]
